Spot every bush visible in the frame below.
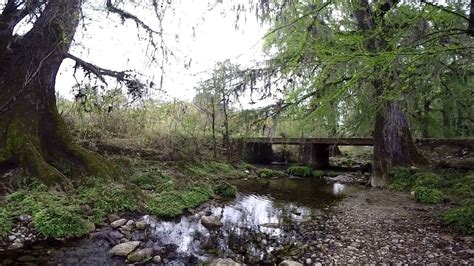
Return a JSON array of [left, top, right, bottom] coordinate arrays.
[[256, 168, 285, 178], [214, 181, 237, 197], [414, 186, 444, 204], [312, 170, 324, 178], [32, 206, 91, 238], [388, 167, 419, 191], [288, 166, 313, 177], [413, 172, 442, 189], [443, 203, 474, 234]]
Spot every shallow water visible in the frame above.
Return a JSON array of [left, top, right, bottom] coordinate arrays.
[[0, 178, 357, 265]]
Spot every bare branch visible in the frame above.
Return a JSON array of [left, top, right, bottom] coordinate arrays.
[[65, 53, 128, 84], [421, 0, 471, 22]]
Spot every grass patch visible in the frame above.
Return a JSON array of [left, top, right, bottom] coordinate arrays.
[[256, 168, 286, 178], [32, 206, 91, 238], [288, 166, 313, 177], [214, 181, 237, 197], [0, 207, 12, 237], [443, 201, 474, 234], [146, 185, 214, 218], [312, 170, 324, 178]]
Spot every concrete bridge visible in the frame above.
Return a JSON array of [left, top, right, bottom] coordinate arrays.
[[238, 137, 473, 168]]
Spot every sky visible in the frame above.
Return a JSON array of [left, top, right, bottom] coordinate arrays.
[[55, 0, 269, 103]]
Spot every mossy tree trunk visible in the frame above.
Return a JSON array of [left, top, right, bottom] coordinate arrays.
[[0, 0, 115, 190], [353, 0, 427, 187]]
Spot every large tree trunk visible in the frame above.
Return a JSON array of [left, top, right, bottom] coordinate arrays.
[[371, 100, 427, 186], [0, 1, 115, 190], [353, 0, 426, 187]]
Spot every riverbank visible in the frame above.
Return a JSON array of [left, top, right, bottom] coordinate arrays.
[[292, 188, 473, 264]]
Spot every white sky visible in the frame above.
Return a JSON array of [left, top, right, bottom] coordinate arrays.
[[56, 0, 269, 103]]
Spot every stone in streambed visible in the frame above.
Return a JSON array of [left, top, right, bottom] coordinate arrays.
[[111, 219, 127, 228], [201, 215, 222, 229], [279, 260, 303, 266], [209, 258, 242, 265], [127, 248, 153, 263], [108, 241, 141, 257]]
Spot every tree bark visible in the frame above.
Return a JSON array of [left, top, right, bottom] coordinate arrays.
[[0, 1, 116, 190]]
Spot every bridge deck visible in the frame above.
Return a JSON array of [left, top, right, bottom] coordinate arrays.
[[241, 137, 473, 146]]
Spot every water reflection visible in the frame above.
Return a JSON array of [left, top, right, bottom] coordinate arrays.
[[146, 178, 355, 261]]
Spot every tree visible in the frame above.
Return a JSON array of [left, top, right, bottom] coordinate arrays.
[[257, 0, 473, 186], [0, 0, 166, 189]]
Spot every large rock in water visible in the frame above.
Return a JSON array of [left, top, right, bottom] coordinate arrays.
[[209, 258, 242, 265], [279, 260, 303, 266], [201, 215, 222, 229], [108, 241, 141, 257], [127, 248, 153, 263]]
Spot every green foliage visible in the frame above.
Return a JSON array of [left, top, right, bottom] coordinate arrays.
[[146, 186, 214, 218], [0, 207, 12, 237], [214, 181, 237, 198], [312, 170, 324, 178], [130, 168, 165, 190], [443, 202, 474, 234], [32, 206, 91, 238], [414, 186, 444, 204], [78, 183, 138, 223], [388, 167, 420, 191], [413, 173, 442, 189], [257, 168, 286, 178], [288, 166, 313, 177]]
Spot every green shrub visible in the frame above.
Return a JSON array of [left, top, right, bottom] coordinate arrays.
[[32, 206, 91, 238], [388, 167, 419, 191], [257, 168, 285, 178], [0, 207, 12, 237], [443, 203, 474, 234], [414, 186, 444, 204], [413, 172, 442, 189], [312, 170, 324, 178], [288, 166, 313, 177], [214, 181, 237, 197]]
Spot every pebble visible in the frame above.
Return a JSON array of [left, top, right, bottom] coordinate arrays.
[[111, 219, 127, 229]]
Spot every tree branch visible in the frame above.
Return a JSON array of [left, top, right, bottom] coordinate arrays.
[[421, 0, 471, 23], [65, 53, 128, 84]]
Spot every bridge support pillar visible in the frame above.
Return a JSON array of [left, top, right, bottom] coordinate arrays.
[[243, 142, 274, 164], [301, 143, 330, 168]]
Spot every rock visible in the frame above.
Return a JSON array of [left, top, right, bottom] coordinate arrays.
[[107, 214, 121, 223], [85, 221, 96, 233], [135, 220, 148, 230], [279, 260, 303, 266], [209, 258, 242, 265], [10, 241, 24, 249], [8, 235, 16, 241], [127, 248, 153, 263], [305, 258, 312, 264], [291, 207, 302, 216], [19, 215, 32, 222], [260, 223, 280, 229], [111, 219, 127, 229], [109, 231, 124, 239], [108, 241, 141, 257], [201, 215, 222, 229], [121, 220, 135, 231], [17, 255, 36, 262], [80, 204, 93, 215], [152, 255, 162, 263]]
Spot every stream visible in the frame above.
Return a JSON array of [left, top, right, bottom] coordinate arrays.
[[0, 177, 358, 265]]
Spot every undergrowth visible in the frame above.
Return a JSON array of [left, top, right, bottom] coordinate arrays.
[[1, 160, 239, 238], [389, 167, 473, 234]]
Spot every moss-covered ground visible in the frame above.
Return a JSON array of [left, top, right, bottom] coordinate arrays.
[[0, 158, 239, 238]]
